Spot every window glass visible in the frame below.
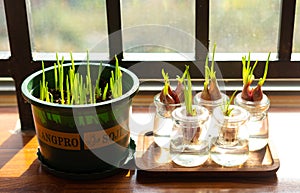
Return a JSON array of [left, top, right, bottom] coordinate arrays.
[[0, 0, 10, 56], [209, 0, 281, 53], [121, 0, 195, 58], [293, 0, 300, 53], [28, 0, 108, 57]]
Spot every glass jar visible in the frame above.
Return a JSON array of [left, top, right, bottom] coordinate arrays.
[[194, 92, 229, 113], [234, 92, 270, 151], [210, 105, 250, 167], [153, 93, 182, 149], [170, 105, 210, 167], [194, 92, 229, 142]]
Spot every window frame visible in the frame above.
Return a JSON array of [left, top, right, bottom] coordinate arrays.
[[0, 0, 299, 131]]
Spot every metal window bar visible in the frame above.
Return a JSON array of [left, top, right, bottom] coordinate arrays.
[[106, 0, 123, 62], [3, 0, 35, 130], [278, 0, 296, 60]]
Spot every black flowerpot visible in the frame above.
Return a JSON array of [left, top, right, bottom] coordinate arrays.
[[21, 63, 139, 177]]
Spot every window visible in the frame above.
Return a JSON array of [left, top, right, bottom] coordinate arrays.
[[293, 0, 300, 56], [209, 0, 280, 53], [121, 0, 195, 61], [0, 0, 299, 131], [0, 0, 10, 58], [28, 0, 109, 60]]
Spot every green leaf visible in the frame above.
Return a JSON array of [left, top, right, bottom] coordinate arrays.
[[54, 62, 58, 90], [222, 90, 237, 116], [66, 75, 70, 105], [183, 68, 196, 116], [204, 56, 210, 85], [242, 52, 258, 86], [210, 43, 217, 79], [95, 62, 103, 98], [161, 69, 169, 96], [177, 65, 189, 83], [110, 55, 123, 98], [59, 61, 65, 104], [258, 52, 270, 86], [102, 83, 108, 101], [39, 81, 44, 101], [70, 52, 75, 72], [203, 43, 217, 87]]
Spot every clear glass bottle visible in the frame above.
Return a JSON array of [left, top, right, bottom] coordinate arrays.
[[194, 92, 229, 141], [234, 92, 270, 151], [170, 105, 210, 167], [210, 105, 250, 167], [153, 93, 181, 149]]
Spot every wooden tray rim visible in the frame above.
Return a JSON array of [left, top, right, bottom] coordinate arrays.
[[135, 131, 280, 178]]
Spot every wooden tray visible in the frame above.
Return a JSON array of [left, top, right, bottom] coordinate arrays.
[[135, 131, 280, 179]]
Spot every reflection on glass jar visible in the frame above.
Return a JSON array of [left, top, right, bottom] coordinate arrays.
[[234, 92, 270, 151], [153, 93, 182, 149], [170, 105, 209, 167], [210, 105, 250, 167]]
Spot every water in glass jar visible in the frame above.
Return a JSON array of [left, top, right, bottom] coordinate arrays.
[[170, 136, 209, 167], [248, 114, 269, 151], [210, 138, 249, 167]]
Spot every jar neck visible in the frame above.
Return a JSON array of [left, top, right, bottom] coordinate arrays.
[[234, 92, 270, 114], [194, 92, 229, 113], [154, 93, 181, 118], [213, 105, 250, 128], [172, 105, 209, 128]]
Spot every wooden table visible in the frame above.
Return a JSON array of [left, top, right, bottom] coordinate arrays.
[[0, 105, 299, 192]]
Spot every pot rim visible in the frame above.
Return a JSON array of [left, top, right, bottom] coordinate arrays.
[[21, 62, 139, 108]]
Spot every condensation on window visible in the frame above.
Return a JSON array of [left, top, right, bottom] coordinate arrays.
[[209, 0, 280, 53], [121, 0, 195, 56], [27, 0, 109, 58]]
